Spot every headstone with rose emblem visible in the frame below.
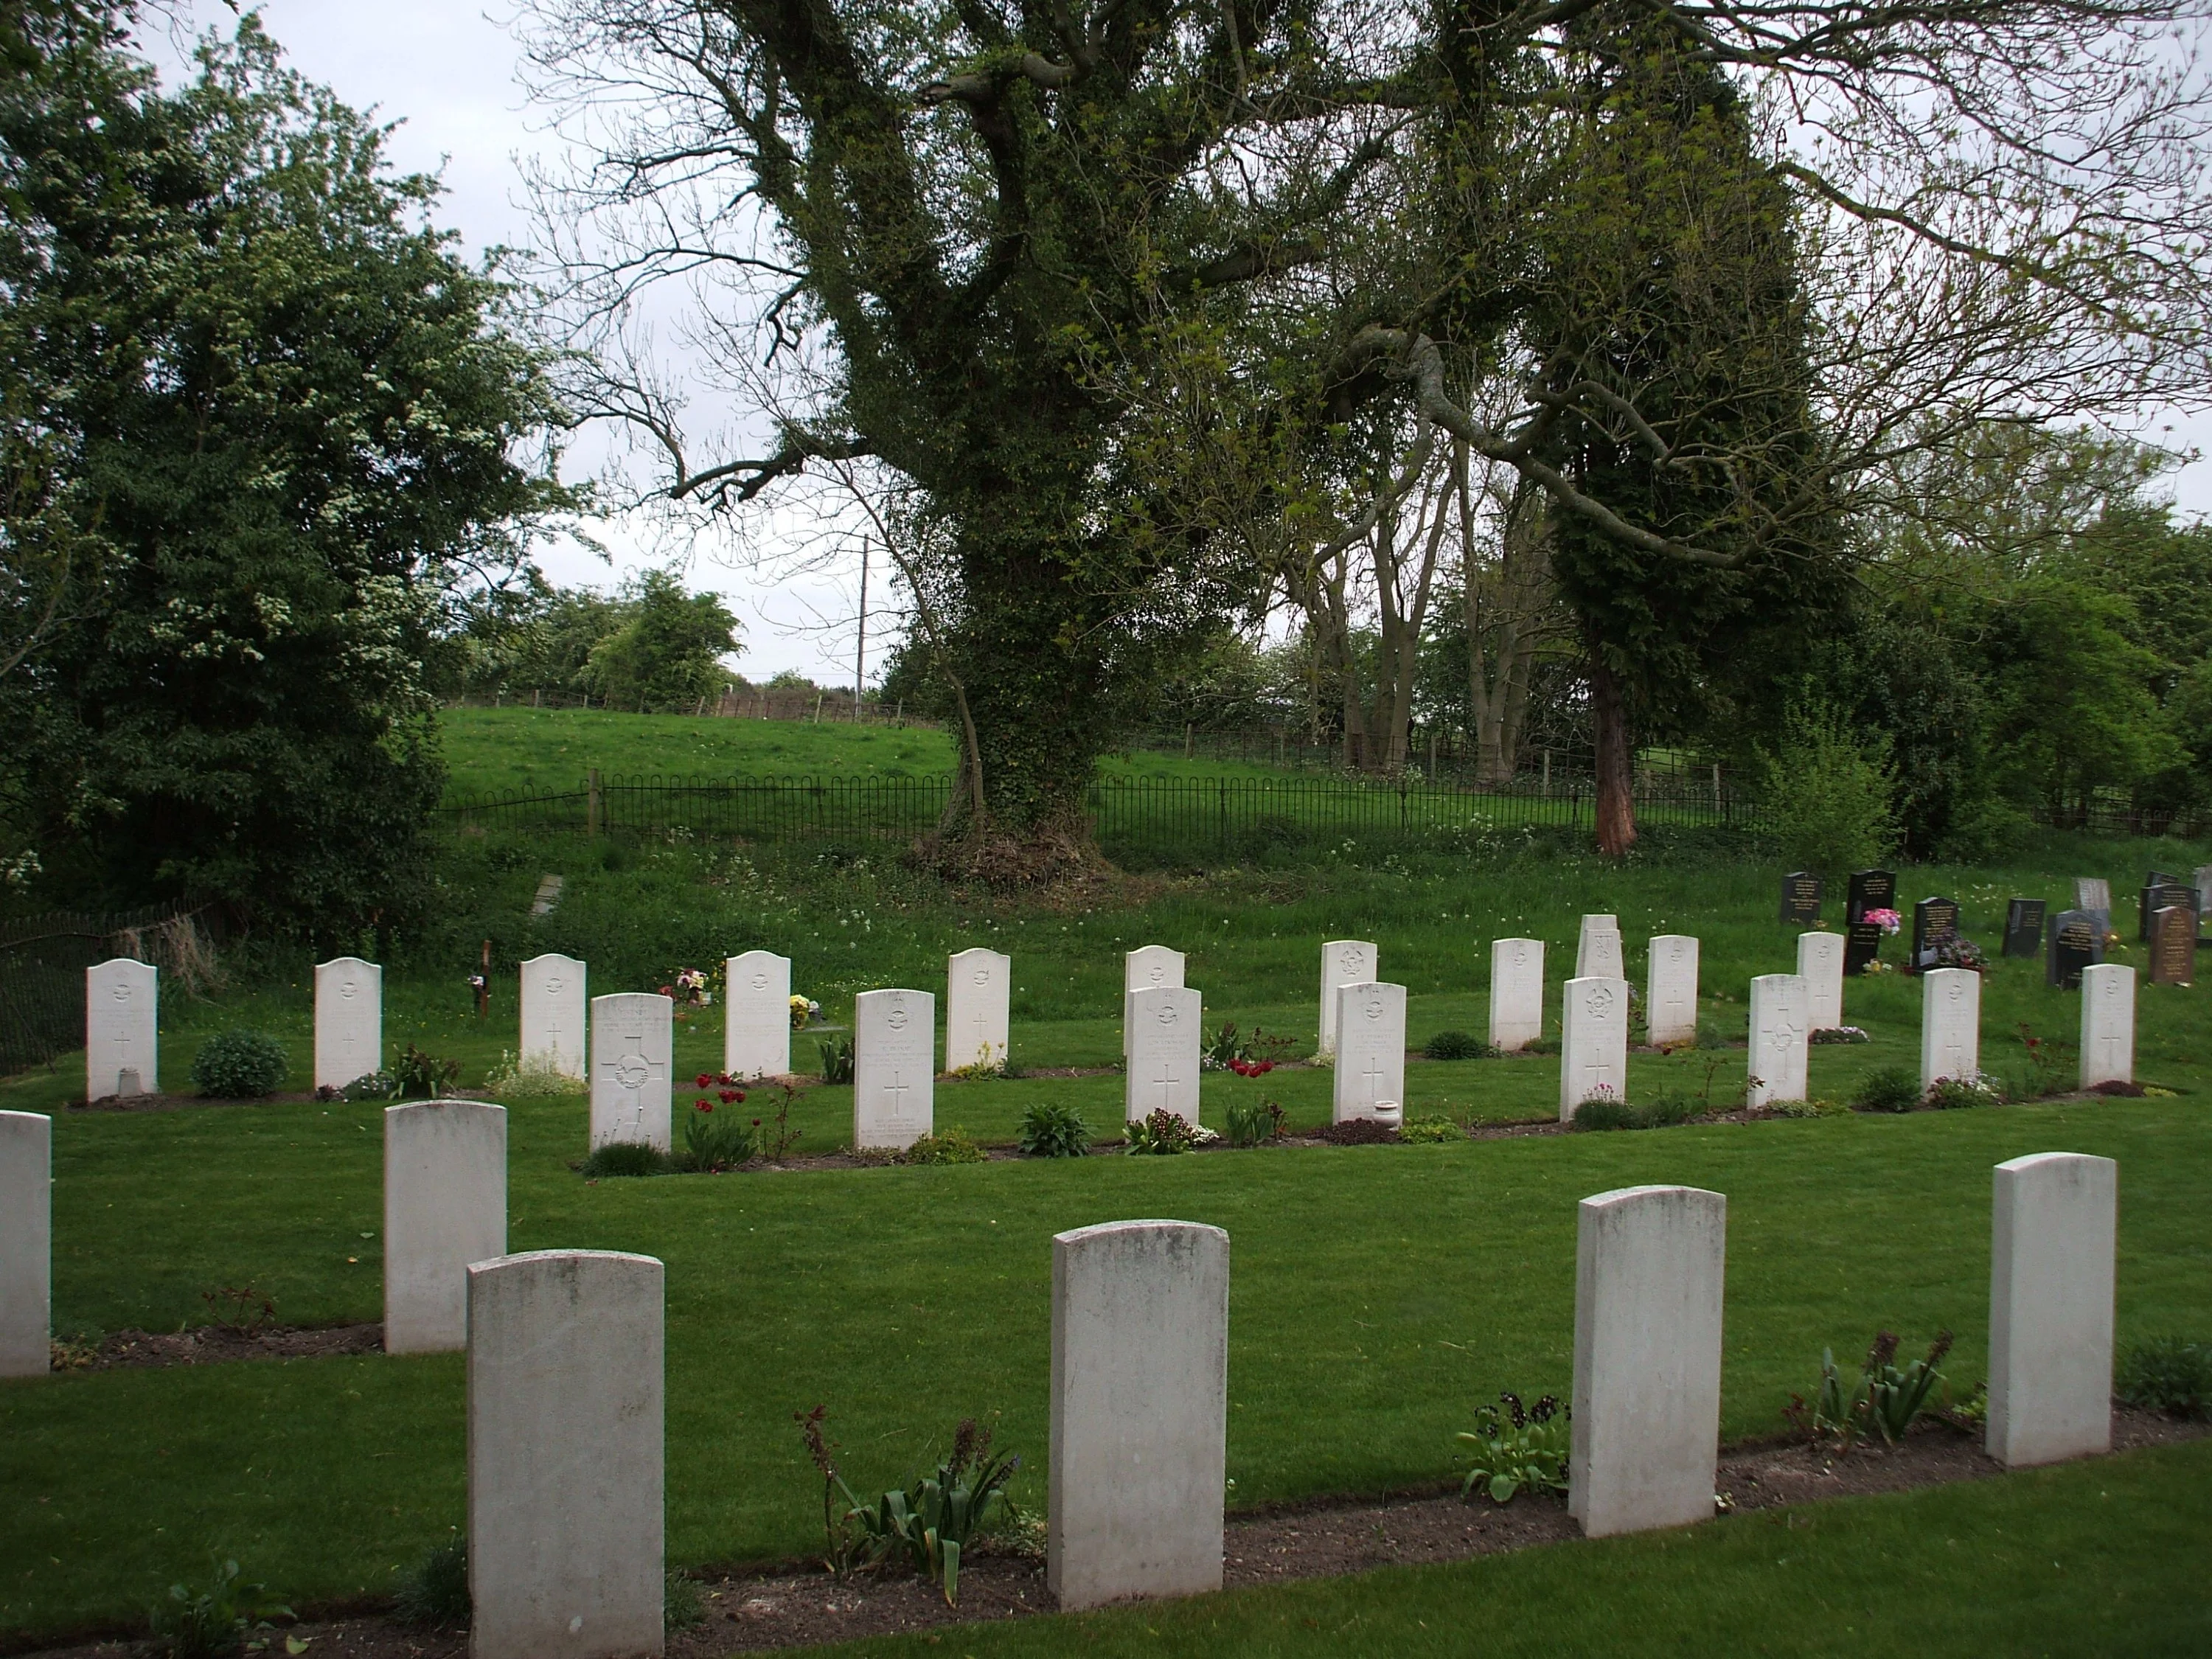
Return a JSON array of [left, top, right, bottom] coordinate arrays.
[[1121, 945, 1186, 1061], [1919, 967, 1980, 1093], [723, 950, 792, 1080], [946, 947, 1011, 1072], [1575, 915, 1624, 981], [85, 958, 157, 1099], [1645, 936, 1700, 1048], [1489, 938, 1545, 1053], [1560, 976, 1630, 1121], [1747, 973, 1809, 1107], [1330, 981, 1406, 1125], [1797, 932, 1845, 1031], [589, 992, 672, 1151], [1315, 939, 1378, 1059], [518, 953, 587, 1079], [1125, 986, 1203, 1127], [855, 988, 934, 1150], [314, 956, 382, 1090], [2078, 963, 2135, 1088]]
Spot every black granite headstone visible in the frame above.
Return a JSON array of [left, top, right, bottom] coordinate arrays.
[[2002, 899, 2046, 958], [1844, 921, 1884, 976], [1912, 896, 1960, 970], [1847, 869, 1897, 925], [2046, 909, 2100, 990], [1780, 872, 1824, 926]]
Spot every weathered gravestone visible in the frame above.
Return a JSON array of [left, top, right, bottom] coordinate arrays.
[[2079, 964, 2135, 1089], [2045, 909, 2102, 990], [1332, 982, 1406, 1124], [946, 947, 1011, 1072], [314, 956, 382, 1090], [589, 992, 672, 1151], [468, 1249, 664, 1659], [1048, 1220, 1228, 1611], [1570, 1185, 1726, 1538], [518, 953, 587, 1079], [1846, 869, 1897, 924], [1843, 922, 1885, 978], [723, 950, 791, 1080], [1778, 872, 1823, 926], [1575, 914, 1624, 981], [1911, 897, 1960, 970], [2197, 863, 2212, 919], [1315, 939, 1378, 1059], [384, 1101, 507, 1354], [1747, 974, 1809, 1107], [2149, 905, 2197, 987], [1919, 967, 1981, 1092], [0, 1111, 49, 1379], [2074, 877, 2112, 942], [1489, 938, 1545, 1053], [855, 989, 935, 1150], [85, 958, 157, 1100], [1797, 933, 1845, 1032], [1560, 976, 1629, 1121], [1126, 986, 1203, 1127], [2002, 900, 2047, 959], [1645, 936, 1700, 1048], [1988, 1153, 2115, 1469], [1123, 945, 1186, 1060]]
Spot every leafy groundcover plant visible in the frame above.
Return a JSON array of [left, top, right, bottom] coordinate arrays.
[[1017, 1102, 1092, 1157], [1458, 1393, 1569, 1503]]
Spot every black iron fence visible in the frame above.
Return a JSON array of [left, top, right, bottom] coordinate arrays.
[[0, 902, 218, 1077]]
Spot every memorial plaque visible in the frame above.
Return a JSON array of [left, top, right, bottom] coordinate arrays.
[[1779, 872, 1824, 926], [1843, 921, 1884, 977], [2001, 900, 2046, 959], [1911, 897, 1959, 970], [2149, 905, 2197, 987], [1846, 869, 1896, 925], [2139, 881, 2199, 942], [2045, 909, 2100, 990]]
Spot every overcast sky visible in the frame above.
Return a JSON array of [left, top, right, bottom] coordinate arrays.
[[157, 1, 2212, 685]]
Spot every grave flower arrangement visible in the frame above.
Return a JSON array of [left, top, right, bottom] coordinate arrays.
[[790, 994, 824, 1030], [1809, 1026, 1871, 1045], [659, 967, 712, 1007], [1863, 907, 1902, 934], [1934, 935, 1988, 973]]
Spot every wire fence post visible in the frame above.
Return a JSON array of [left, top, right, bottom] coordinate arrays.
[[587, 769, 603, 838]]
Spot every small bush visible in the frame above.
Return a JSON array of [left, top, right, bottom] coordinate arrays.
[[394, 1043, 462, 1099], [1424, 1030, 1494, 1061], [1809, 1026, 1871, 1046], [1787, 1330, 1955, 1448], [150, 1559, 291, 1659], [905, 1127, 987, 1165], [818, 1034, 855, 1085], [1694, 1021, 1731, 1051], [1398, 1114, 1464, 1143], [1017, 1102, 1093, 1158], [580, 1141, 669, 1178], [1568, 1096, 1638, 1131], [1638, 1095, 1697, 1128], [1756, 698, 1900, 875], [189, 1030, 290, 1099], [394, 1539, 469, 1627], [2115, 1337, 2211, 1418], [1852, 1065, 1921, 1114], [336, 1069, 398, 1102], [1926, 1074, 2003, 1110], [1458, 1392, 1569, 1504]]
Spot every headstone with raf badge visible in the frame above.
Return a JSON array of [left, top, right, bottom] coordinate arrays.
[[1779, 872, 1823, 926], [2001, 900, 2046, 959], [854, 989, 936, 1150], [2045, 909, 2101, 990], [1911, 897, 1960, 970]]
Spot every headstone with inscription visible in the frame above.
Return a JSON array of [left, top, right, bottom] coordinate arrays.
[[1747, 973, 1809, 1107], [1843, 922, 1884, 978], [1779, 872, 1823, 926], [1919, 967, 1980, 1092], [1911, 897, 1960, 970], [1559, 977, 1629, 1121], [314, 956, 383, 1090], [2138, 882, 2199, 944], [946, 948, 1011, 1072], [1125, 986, 1203, 1127], [2148, 905, 2197, 987], [2074, 877, 2112, 942], [1489, 938, 1545, 1053], [1576, 915, 1624, 981], [1797, 933, 1844, 1032], [1331, 983, 1406, 1125], [1846, 869, 1897, 925], [2001, 900, 2046, 959], [518, 953, 587, 1079], [2045, 910, 2101, 990], [1123, 945, 1186, 1060], [1645, 936, 1700, 1048], [1315, 940, 1379, 1059], [2079, 964, 2135, 1089], [589, 992, 673, 1151], [854, 989, 934, 1150], [85, 959, 158, 1100], [723, 950, 792, 1080]]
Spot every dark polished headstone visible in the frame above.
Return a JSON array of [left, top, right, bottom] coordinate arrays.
[[1847, 869, 1897, 925], [2046, 910, 2101, 990], [1844, 922, 1884, 977], [2139, 882, 2199, 942], [1912, 896, 1960, 970], [1780, 872, 1824, 926], [2002, 899, 2046, 959]]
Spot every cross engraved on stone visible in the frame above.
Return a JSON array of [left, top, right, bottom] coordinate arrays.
[[1582, 1054, 1611, 1096], [1152, 1062, 1182, 1110], [1361, 1054, 1387, 1100], [884, 1071, 912, 1120]]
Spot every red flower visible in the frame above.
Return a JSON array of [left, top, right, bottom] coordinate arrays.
[[695, 1074, 712, 1089], [719, 1089, 740, 1103], [695, 1099, 713, 1113]]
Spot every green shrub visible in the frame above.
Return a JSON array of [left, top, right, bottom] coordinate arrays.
[[189, 1030, 289, 1099], [1694, 1020, 1731, 1051], [1017, 1102, 1092, 1158], [1225, 1094, 1285, 1147], [1638, 1095, 1698, 1127], [1568, 1096, 1636, 1131], [1126, 1108, 1202, 1155], [1398, 1114, 1464, 1143], [905, 1127, 987, 1165], [394, 1539, 469, 1627], [337, 1069, 397, 1101], [818, 1034, 855, 1085], [664, 1572, 705, 1632], [1756, 698, 1900, 876], [483, 1051, 584, 1098], [150, 1559, 291, 1659], [1423, 1030, 1493, 1060], [580, 1141, 669, 1178], [800, 1411, 1019, 1607], [2116, 1337, 2211, 1418], [1852, 1065, 1921, 1114]]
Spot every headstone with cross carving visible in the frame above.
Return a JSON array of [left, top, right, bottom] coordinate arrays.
[[518, 953, 587, 1079], [1125, 986, 1202, 1127], [314, 956, 383, 1091], [1645, 936, 1699, 1048], [589, 992, 672, 1151], [855, 989, 935, 1150], [0, 1110, 49, 1377], [1796, 932, 1844, 1032], [1315, 940, 1377, 1060], [1330, 982, 1405, 1125], [1489, 938, 1545, 1053], [723, 950, 791, 1079], [85, 958, 157, 1099], [2078, 963, 2134, 1089], [1747, 973, 1809, 1107], [1122, 946, 1186, 1061], [1919, 967, 1980, 1093], [1561, 976, 1629, 1121], [1575, 916, 1624, 981], [947, 948, 1011, 1072]]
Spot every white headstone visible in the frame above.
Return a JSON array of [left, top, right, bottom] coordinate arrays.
[[0, 1111, 49, 1379], [314, 956, 383, 1090], [1919, 967, 1980, 1092], [2196, 864, 2212, 916], [1331, 982, 1406, 1124], [1796, 932, 1845, 1032], [1575, 914, 1624, 981], [854, 989, 934, 1150], [1125, 986, 1203, 1127], [946, 947, 1012, 1071], [589, 992, 672, 1151], [1560, 976, 1629, 1120], [84, 958, 157, 1099], [1571, 1185, 1727, 1537], [722, 950, 791, 1080], [384, 1101, 507, 1355], [1747, 973, 1809, 1107], [1989, 1152, 2115, 1469], [1489, 938, 1545, 1053], [518, 954, 587, 1079], [1645, 936, 1699, 1048], [1123, 945, 1186, 1060], [1315, 939, 1378, 1058], [2075, 876, 2111, 913], [2078, 964, 2135, 1089], [1048, 1219, 1228, 1612], [468, 1250, 664, 1659]]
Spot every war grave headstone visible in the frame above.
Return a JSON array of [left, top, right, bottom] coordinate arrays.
[[313, 956, 382, 1090], [1910, 896, 1960, 970], [1126, 986, 1203, 1127], [1331, 982, 1407, 1124], [723, 950, 792, 1080], [1123, 945, 1186, 1060], [2074, 877, 2112, 942], [946, 948, 1012, 1073], [1489, 938, 1545, 1053], [1919, 967, 1981, 1092], [518, 953, 587, 1079], [1315, 939, 1378, 1059], [589, 992, 673, 1151], [2001, 900, 2046, 959], [1575, 914, 1624, 980], [1645, 936, 1700, 1048], [1988, 1153, 2115, 1469], [85, 958, 157, 1099], [2148, 905, 2197, 987], [384, 1101, 507, 1354], [0, 1111, 49, 1378], [1846, 868, 1896, 924], [2079, 964, 2135, 1089], [855, 989, 935, 1150], [1779, 872, 1823, 926], [1748, 974, 1809, 1107], [1560, 976, 1629, 1121], [1797, 933, 1844, 1032], [2045, 909, 2101, 990]]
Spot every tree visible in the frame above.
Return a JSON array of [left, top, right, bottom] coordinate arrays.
[[581, 568, 742, 712]]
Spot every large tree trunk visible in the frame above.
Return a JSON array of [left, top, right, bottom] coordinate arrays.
[[1587, 629, 1638, 856]]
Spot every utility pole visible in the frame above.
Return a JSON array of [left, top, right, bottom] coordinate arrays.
[[855, 537, 869, 721]]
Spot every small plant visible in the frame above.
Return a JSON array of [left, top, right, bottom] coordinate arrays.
[[333, 1069, 398, 1102], [1851, 1065, 1921, 1114], [751, 1082, 804, 1160], [580, 1140, 669, 1178], [1202, 1022, 1295, 1071], [483, 1050, 584, 1098], [1568, 1094, 1637, 1131], [189, 1029, 288, 1099], [664, 1571, 705, 1632], [2014, 1023, 2073, 1097], [1693, 1021, 1730, 1051], [394, 1537, 469, 1627], [393, 1043, 462, 1099], [1808, 1026, 1871, 1046], [2115, 1337, 2211, 1418], [1424, 1030, 1493, 1060], [201, 1286, 275, 1335], [1126, 1108, 1203, 1155], [818, 1034, 855, 1085], [150, 1559, 291, 1659], [796, 1408, 1019, 1605], [1457, 1392, 1569, 1503], [1225, 1093, 1287, 1147], [675, 1082, 756, 1172], [1017, 1102, 1092, 1158], [1925, 1073, 2003, 1110], [1398, 1114, 1464, 1143], [905, 1127, 988, 1165], [1786, 1330, 1955, 1449]]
